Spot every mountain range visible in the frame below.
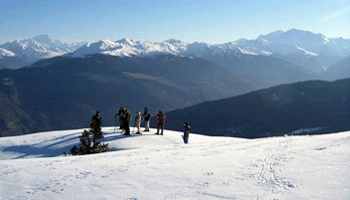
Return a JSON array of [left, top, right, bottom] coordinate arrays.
[[70, 29, 350, 73], [1, 29, 349, 72]]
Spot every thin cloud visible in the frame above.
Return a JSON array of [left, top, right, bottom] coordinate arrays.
[[323, 6, 350, 22]]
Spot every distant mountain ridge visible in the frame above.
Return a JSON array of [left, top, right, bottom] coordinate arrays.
[[1, 29, 349, 71], [70, 29, 350, 72], [70, 29, 350, 59]]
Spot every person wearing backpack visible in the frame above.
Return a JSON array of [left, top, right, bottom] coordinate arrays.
[[123, 109, 132, 135], [142, 107, 151, 132], [156, 110, 166, 135], [183, 122, 191, 144]]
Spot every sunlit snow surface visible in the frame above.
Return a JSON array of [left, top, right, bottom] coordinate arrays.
[[0, 127, 349, 199]]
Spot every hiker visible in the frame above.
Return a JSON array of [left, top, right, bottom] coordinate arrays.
[[123, 109, 132, 135], [142, 107, 151, 131], [156, 110, 166, 135], [135, 110, 142, 134], [183, 122, 191, 144], [90, 111, 103, 140], [118, 107, 125, 129]]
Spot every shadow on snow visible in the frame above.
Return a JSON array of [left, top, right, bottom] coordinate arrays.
[[2, 129, 158, 159]]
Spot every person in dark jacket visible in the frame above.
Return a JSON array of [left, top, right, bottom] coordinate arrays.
[[90, 111, 103, 140], [142, 107, 151, 131], [123, 109, 132, 135], [183, 122, 191, 144], [156, 110, 166, 135], [118, 107, 125, 129]]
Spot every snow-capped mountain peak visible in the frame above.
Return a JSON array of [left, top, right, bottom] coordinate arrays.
[[115, 38, 135, 46], [99, 39, 118, 49], [72, 39, 187, 58], [30, 34, 56, 45], [0, 35, 85, 65], [164, 39, 185, 45], [72, 40, 120, 57]]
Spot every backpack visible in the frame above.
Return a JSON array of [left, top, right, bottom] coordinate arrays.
[[159, 114, 164, 122], [126, 112, 132, 121]]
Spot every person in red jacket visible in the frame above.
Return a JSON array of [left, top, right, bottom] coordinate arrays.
[[156, 110, 166, 135]]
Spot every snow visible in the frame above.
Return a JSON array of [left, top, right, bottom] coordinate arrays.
[[295, 46, 318, 56], [0, 127, 349, 199], [0, 48, 15, 58], [288, 127, 324, 135], [72, 38, 263, 59], [237, 47, 258, 56], [72, 39, 186, 58]]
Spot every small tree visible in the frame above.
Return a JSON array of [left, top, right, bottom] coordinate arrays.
[[70, 129, 108, 155]]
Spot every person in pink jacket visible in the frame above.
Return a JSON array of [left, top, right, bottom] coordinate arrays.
[[156, 110, 166, 135]]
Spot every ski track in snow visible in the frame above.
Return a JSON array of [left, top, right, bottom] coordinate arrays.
[[236, 136, 300, 200], [255, 137, 298, 196]]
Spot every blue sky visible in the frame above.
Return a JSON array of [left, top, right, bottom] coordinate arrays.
[[0, 0, 349, 44]]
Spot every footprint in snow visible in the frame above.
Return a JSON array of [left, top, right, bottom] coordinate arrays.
[[204, 172, 214, 176]]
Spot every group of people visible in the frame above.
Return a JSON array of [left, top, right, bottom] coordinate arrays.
[[91, 107, 191, 143], [116, 107, 133, 135]]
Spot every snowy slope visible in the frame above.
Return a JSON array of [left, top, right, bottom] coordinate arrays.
[[0, 127, 349, 199]]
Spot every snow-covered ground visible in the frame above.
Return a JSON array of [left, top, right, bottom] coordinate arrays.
[[0, 127, 349, 200]]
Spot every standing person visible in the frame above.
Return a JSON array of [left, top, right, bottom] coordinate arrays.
[[123, 109, 132, 135], [142, 107, 151, 131], [90, 111, 103, 140], [118, 107, 125, 129], [156, 110, 166, 135], [135, 110, 142, 134], [183, 122, 191, 144]]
